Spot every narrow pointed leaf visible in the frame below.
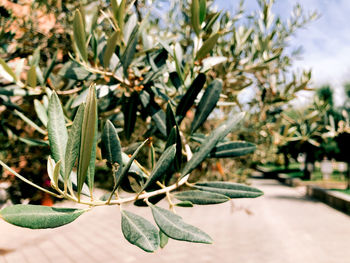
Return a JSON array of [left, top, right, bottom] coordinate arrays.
[[48, 92, 68, 175], [34, 99, 48, 127], [103, 31, 119, 68], [209, 141, 256, 158], [150, 105, 167, 137], [0, 205, 86, 229], [87, 117, 98, 194], [14, 109, 47, 135], [191, 79, 222, 133], [195, 33, 220, 60], [121, 210, 159, 252], [194, 181, 263, 198], [166, 105, 182, 169], [47, 156, 56, 187], [174, 190, 229, 205], [199, 0, 206, 24], [176, 73, 206, 119], [166, 104, 177, 136], [64, 104, 85, 184], [117, 0, 126, 31], [27, 65, 37, 88], [112, 139, 149, 195], [169, 71, 182, 89], [77, 87, 97, 198], [101, 120, 122, 165], [0, 57, 17, 83], [53, 160, 61, 188], [165, 127, 182, 171], [181, 112, 245, 177], [159, 230, 169, 248], [123, 92, 139, 140], [140, 144, 176, 192], [150, 205, 212, 244], [165, 127, 177, 149], [191, 0, 201, 36], [175, 201, 194, 207], [121, 25, 139, 76], [73, 10, 88, 62], [44, 51, 57, 83]]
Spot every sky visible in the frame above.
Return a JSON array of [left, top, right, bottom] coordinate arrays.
[[215, 0, 350, 106]]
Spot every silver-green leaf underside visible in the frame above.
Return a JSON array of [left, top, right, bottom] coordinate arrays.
[[0, 205, 85, 229], [77, 87, 97, 198], [34, 99, 48, 127], [174, 190, 229, 205], [121, 210, 160, 252], [101, 120, 123, 167], [47, 92, 68, 176], [64, 104, 85, 185], [209, 141, 256, 158], [194, 181, 263, 198], [150, 205, 212, 244]]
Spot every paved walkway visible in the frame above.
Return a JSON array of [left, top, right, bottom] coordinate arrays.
[[1, 179, 350, 263]]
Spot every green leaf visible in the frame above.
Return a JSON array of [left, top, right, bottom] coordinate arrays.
[[201, 56, 227, 71], [181, 112, 245, 177], [73, 10, 88, 62], [174, 190, 229, 205], [121, 152, 147, 178], [101, 120, 122, 165], [124, 13, 137, 44], [121, 25, 139, 76], [64, 104, 85, 189], [59, 62, 93, 81], [175, 201, 194, 207], [199, 0, 206, 24], [150, 105, 167, 137], [159, 230, 169, 248], [165, 127, 182, 172], [194, 181, 263, 198], [77, 87, 97, 199], [121, 210, 159, 252], [0, 57, 17, 83], [103, 31, 119, 68], [191, 79, 222, 133], [0, 205, 85, 229], [176, 73, 206, 119], [48, 92, 68, 176], [150, 205, 212, 244], [117, 0, 126, 32], [27, 65, 37, 88], [19, 137, 48, 147], [47, 156, 60, 189], [209, 141, 256, 158], [122, 92, 139, 140], [87, 119, 98, 195], [196, 33, 220, 60], [140, 144, 176, 192], [191, 0, 201, 36], [166, 104, 177, 136], [34, 99, 48, 127], [169, 72, 182, 89], [14, 109, 47, 135], [44, 51, 57, 83], [111, 139, 149, 196]]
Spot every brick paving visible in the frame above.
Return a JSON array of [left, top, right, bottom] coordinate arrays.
[[1, 179, 350, 263]]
